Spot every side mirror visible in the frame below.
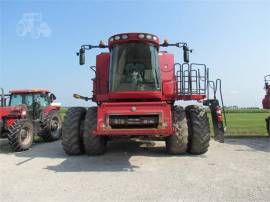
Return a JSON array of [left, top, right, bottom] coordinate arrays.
[[0, 88, 4, 107], [79, 48, 85, 65], [183, 45, 190, 63], [49, 93, 56, 102], [1, 98, 6, 107]]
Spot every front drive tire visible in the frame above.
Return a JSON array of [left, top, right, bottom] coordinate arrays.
[[186, 105, 210, 155], [7, 119, 34, 152], [83, 107, 106, 155], [62, 107, 86, 155], [166, 106, 188, 155]]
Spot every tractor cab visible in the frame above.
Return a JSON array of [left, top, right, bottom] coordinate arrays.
[[8, 90, 56, 120]]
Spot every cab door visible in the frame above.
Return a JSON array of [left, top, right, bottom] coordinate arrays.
[[33, 93, 50, 120], [24, 94, 34, 119]]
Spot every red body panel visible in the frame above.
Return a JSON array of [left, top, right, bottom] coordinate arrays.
[[94, 53, 110, 102], [159, 52, 175, 81], [93, 102, 174, 136], [0, 107, 16, 119], [0, 106, 26, 119], [159, 52, 176, 100], [0, 105, 28, 127], [9, 89, 49, 94], [43, 105, 61, 113], [177, 95, 206, 100], [109, 91, 162, 100]]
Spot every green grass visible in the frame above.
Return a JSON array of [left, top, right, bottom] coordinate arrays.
[[214, 108, 269, 113], [208, 112, 269, 136], [59, 108, 68, 120]]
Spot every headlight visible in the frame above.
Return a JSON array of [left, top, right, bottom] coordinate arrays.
[[22, 110, 27, 116]]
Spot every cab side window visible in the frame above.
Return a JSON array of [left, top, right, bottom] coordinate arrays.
[[24, 94, 33, 107], [33, 93, 49, 107], [10, 94, 23, 106]]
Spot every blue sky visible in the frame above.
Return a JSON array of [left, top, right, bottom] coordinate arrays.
[[1, 0, 270, 107]]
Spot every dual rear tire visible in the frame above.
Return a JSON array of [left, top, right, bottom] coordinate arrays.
[[166, 105, 210, 155], [62, 107, 106, 155], [185, 105, 211, 154]]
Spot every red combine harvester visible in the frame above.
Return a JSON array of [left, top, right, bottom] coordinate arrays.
[[62, 33, 226, 155], [262, 74, 270, 135], [0, 89, 62, 151]]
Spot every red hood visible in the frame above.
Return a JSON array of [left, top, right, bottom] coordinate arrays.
[[0, 106, 27, 119]]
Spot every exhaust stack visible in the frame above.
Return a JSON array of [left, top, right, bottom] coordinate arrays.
[[1, 88, 5, 107]]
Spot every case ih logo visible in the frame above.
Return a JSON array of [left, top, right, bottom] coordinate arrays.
[[16, 13, 52, 39]]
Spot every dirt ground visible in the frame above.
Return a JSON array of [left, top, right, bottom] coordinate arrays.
[[0, 137, 269, 202]]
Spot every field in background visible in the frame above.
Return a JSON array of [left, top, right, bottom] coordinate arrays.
[[208, 110, 269, 136], [59, 108, 269, 136]]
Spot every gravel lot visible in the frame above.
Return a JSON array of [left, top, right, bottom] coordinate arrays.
[[0, 137, 270, 202]]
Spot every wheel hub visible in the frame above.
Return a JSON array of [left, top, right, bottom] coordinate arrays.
[[20, 127, 31, 145], [51, 118, 59, 131]]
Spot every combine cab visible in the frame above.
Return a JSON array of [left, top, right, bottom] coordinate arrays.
[[62, 33, 226, 155], [262, 74, 270, 135], [0, 88, 62, 151]]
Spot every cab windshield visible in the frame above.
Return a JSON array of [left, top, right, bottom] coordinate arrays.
[[110, 43, 160, 92], [9, 93, 50, 107]]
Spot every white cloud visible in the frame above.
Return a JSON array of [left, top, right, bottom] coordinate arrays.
[[16, 13, 52, 39]]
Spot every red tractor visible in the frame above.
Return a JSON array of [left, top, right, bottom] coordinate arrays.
[[0, 89, 62, 151], [62, 33, 225, 155], [262, 74, 270, 135]]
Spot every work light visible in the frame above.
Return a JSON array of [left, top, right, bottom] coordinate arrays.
[[114, 35, 120, 40], [138, 33, 145, 39], [121, 34, 128, 39]]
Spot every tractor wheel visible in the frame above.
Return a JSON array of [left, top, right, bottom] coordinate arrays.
[[41, 110, 62, 142], [62, 107, 86, 155], [266, 116, 270, 136], [83, 107, 106, 155], [7, 119, 34, 152], [165, 106, 188, 155], [185, 105, 210, 155]]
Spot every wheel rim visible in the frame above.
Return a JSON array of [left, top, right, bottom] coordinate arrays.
[[19, 126, 31, 146], [50, 116, 61, 137]]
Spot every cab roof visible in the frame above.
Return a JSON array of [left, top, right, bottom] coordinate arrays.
[[9, 89, 50, 94], [108, 32, 160, 49]]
